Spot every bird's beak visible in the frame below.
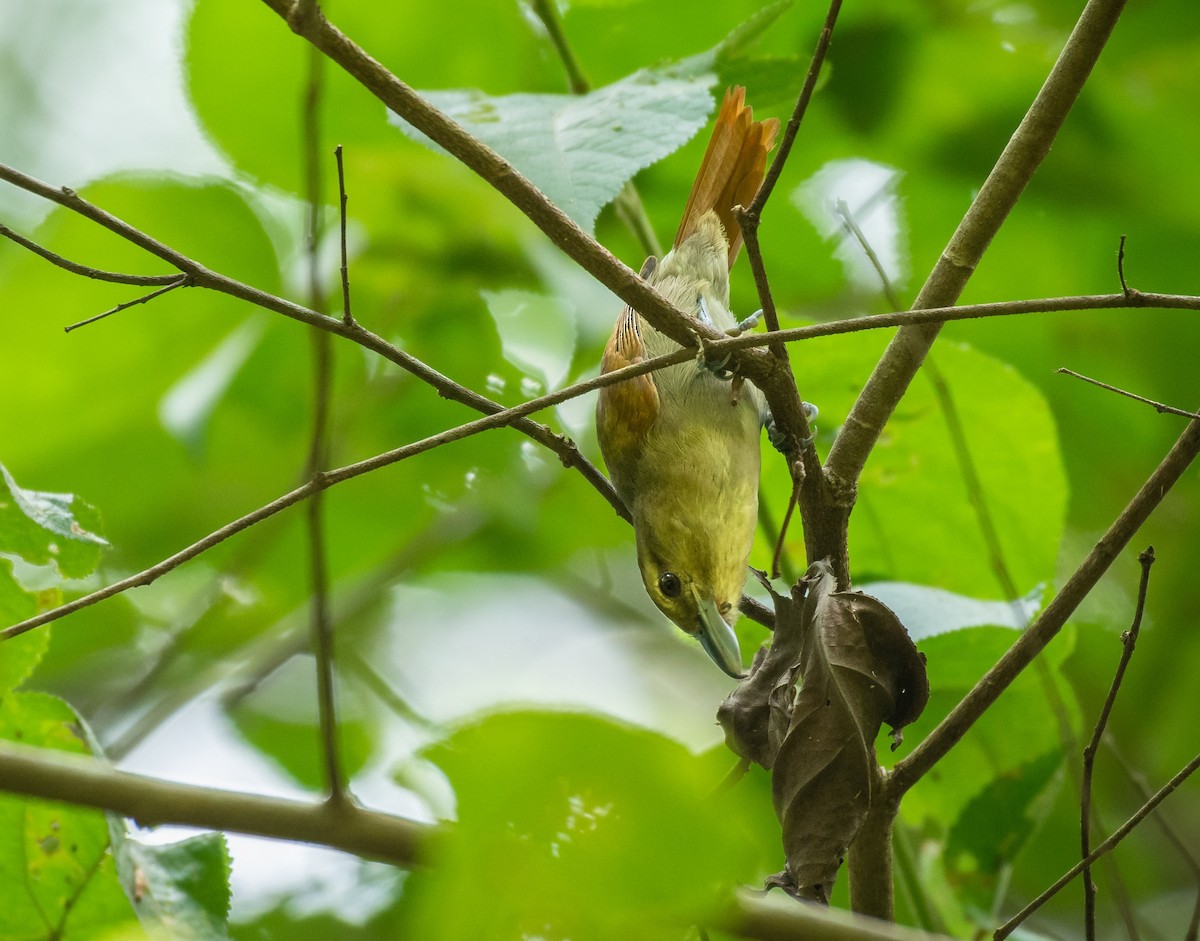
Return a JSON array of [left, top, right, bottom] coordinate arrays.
[[694, 592, 745, 679]]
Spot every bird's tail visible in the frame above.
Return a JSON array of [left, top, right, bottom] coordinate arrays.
[[673, 87, 780, 267]]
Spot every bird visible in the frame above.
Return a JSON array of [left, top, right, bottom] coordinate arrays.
[[596, 87, 779, 678]]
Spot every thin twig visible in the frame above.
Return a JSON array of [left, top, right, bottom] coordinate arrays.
[[770, 467, 800, 580], [995, 750, 1200, 939], [890, 414, 1200, 796], [301, 40, 347, 806], [825, 0, 1130, 492], [1106, 739, 1200, 940], [0, 159, 627, 520], [253, 0, 805, 448], [835, 198, 903, 312], [734, 0, 841, 365], [0, 221, 179, 285], [1081, 547, 1154, 940], [63, 275, 190, 332], [335, 144, 354, 325], [7, 283, 1200, 643], [746, 0, 842, 218], [529, 0, 588, 95], [1117, 234, 1129, 295], [1058, 368, 1200, 420], [527, 0, 661, 258]]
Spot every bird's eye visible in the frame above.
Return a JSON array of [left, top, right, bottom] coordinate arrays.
[[658, 572, 682, 598]]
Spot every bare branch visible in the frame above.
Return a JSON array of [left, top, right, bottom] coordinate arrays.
[[0, 221, 179, 285], [1117, 234, 1129, 295], [255, 0, 724, 364], [824, 0, 1130, 489], [746, 0, 842, 220], [0, 741, 430, 866], [529, 0, 588, 95], [995, 750, 1200, 939], [1081, 547, 1154, 940], [726, 888, 957, 941], [1059, 368, 1200, 420], [890, 417, 1200, 795], [63, 275, 190, 332], [301, 43, 348, 805], [0, 159, 626, 519], [335, 144, 354, 325]]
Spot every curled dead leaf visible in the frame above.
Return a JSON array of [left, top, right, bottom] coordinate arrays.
[[718, 559, 928, 903]]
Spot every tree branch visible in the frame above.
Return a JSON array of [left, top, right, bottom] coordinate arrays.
[[994, 749, 1200, 939], [301, 44, 348, 805], [726, 889, 956, 941], [890, 416, 1200, 795], [0, 159, 626, 520], [5, 283, 1197, 641], [0, 741, 431, 866], [1060, 368, 1200, 420], [0, 220, 180, 285], [824, 0, 1129, 489]]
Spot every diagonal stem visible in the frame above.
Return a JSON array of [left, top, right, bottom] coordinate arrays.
[[824, 0, 1129, 489]]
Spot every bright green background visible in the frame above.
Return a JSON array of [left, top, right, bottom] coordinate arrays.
[[2, 0, 1198, 938]]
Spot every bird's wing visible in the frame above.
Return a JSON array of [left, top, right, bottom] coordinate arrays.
[[596, 299, 660, 476]]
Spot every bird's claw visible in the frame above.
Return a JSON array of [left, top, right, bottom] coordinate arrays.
[[693, 300, 735, 380], [696, 342, 734, 381], [764, 401, 820, 453]]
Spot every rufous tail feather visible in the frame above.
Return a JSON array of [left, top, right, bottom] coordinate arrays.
[[673, 86, 780, 267]]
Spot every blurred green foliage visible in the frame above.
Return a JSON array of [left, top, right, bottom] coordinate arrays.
[[1, 0, 1199, 937]]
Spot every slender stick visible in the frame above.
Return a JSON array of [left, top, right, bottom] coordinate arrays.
[[746, 0, 842, 219], [825, 0, 1130, 489], [301, 39, 347, 805], [1080, 548, 1154, 939], [6, 288, 1200, 642], [0, 159, 627, 520], [995, 750, 1200, 939], [63, 275, 189, 332], [0, 221, 179, 285], [1059, 368, 1200, 420], [891, 417, 1200, 794], [335, 144, 354, 325]]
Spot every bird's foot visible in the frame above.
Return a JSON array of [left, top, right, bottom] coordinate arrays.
[[727, 308, 763, 336], [764, 401, 820, 452]]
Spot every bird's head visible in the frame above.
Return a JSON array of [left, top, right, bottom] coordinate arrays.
[[633, 505, 748, 679]]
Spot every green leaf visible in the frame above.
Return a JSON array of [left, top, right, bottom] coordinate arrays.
[[0, 692, 143, 941], [396, 70, 715, 232], [769, 338, 1067, 599], [862, 581, 1043, 641], [482, 289, 577, 391], [187, 0, 547, 196], [944, 749, 1064, 904], [397, 711, 768, 941], [159, 316, 267, 456], [395, 2, 789, 232], [109, 828, 233, 941], [0, 463, 107, 578], [0, 563, 48, 690]]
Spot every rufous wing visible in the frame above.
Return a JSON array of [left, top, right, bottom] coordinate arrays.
[[596, 301, 659, 476], [674, 87, 780, 267]]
